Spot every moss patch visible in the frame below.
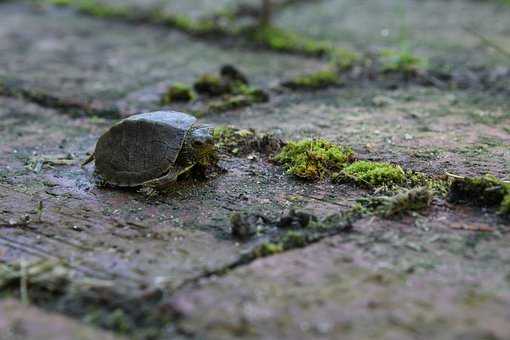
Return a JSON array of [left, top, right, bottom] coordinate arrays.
[[365, 187, 433, 218], [274, 139, 355, 180], [191, 66, 269, 112], [246, 25, 332, 57], [51, 0, 133, 19], [47, 0, 362, 61], [161, 83, 196, 104], [213, 126, 283, 156], [194, 74, 226, 96], [338, 161, 406, 187], [282, 69, 341, 90], [330, 48, 361, 70], [448, 174, 510, 215], [380, 49, 428, 75], [208, 85, 269, 112], [500, 195, 510, 215], [253, 242, 284, 258], [50, 0, 226, 36]]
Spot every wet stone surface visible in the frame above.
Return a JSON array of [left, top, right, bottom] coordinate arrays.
[[171, 212, 510, 339], [202, 86, 510, 178], [97, 0, 259, 19], [275, 0, 510, 66], [0, 95, 361, 294], [0, 2, 323, 115], [0, 299, 122, 340]]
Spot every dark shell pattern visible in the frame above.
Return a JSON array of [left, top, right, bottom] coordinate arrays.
[[94, 111, 197, 186]]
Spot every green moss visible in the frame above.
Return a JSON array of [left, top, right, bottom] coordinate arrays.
[[233, 84, 269, 102], [448, 174, 510, 214], [282, 69, 341, 90], [277, 209, 317, 229], [50, 0, 72, 5], [380, 49, 427, 74], [213, 126, 282, 156], [46, 0, 363, 62], [405, 171, 449, 196], [274, 139, 355, 180], [193, 74, 226, 96], [208, 84, 269, 112], [500, 195, 510, 215], [281, 231, 307, 248], [330, 48, 360, 70], [209, 95, 251, 112], [84, 309, 131, 334], [49, 0, 224, 36], [247, 25, 331, 56], [254, 242, 284, 257], [339, 161, 406, 187], [376, 187, 432, 218], [213, 126, 254, 153], [168, 15, 223, 35], [161, 83, 196, 104], [54, 0, 132, 19]]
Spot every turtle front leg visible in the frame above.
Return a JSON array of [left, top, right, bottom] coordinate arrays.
[[81, 152, 95, 167], [140, 164, 195, 196]]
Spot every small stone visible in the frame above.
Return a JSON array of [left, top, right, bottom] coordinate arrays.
[[230, 212, 270, 240], [277, 209, 317, 229], [220, 64, 249, 85]]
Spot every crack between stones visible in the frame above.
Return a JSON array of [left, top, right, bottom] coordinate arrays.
[[0, 78, 122, 119]]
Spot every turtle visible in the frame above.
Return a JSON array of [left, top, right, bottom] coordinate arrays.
[[83, 110, 216, 189]]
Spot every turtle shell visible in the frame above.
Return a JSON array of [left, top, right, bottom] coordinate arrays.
[[94, 111, 197, 187]]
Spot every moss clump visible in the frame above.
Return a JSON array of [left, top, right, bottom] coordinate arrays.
[[194, 65, 251, 97], [404, 171, 449, 196], [500, 195, 510, 215], [208, 85, 269, 112], [50, 0, 225, 36], [230, 212, 269, 240], [193, 74, 226, 96], [169, 16, 221, 35], [274, 139, 355, 180], [376, 187, 432, 218], [330, 48, 360, 70], [247, 25, 331, 56], [339, 161, 405, 187], [84, 309, 131, 334], [254, 242, 284, 258], [209, 96, 250, 112], [52, 0, 132, 19], [220, 64, 249, 85], [213, 126, 255, 155], [213, 126, 283, 156], [193, 66, 269, 112], [380, 49, 427, 75], [448, 174, 510, 214], [282, 70, 341, 90], [161, 83, 196, 104], [234, 84, 269, 102], [277, 209, 317, 229], [281, 231, 307, 248]]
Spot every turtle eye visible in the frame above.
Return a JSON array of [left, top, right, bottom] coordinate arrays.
[[192, 140, 203, 147]]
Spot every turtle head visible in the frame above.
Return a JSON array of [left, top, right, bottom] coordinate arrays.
[[190, 127, 217, 167]]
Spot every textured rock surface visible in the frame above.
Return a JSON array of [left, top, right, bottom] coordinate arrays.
[[0, 299, 122, 340], [0, 3, 323, 115], [275, 0, 510, 65]]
